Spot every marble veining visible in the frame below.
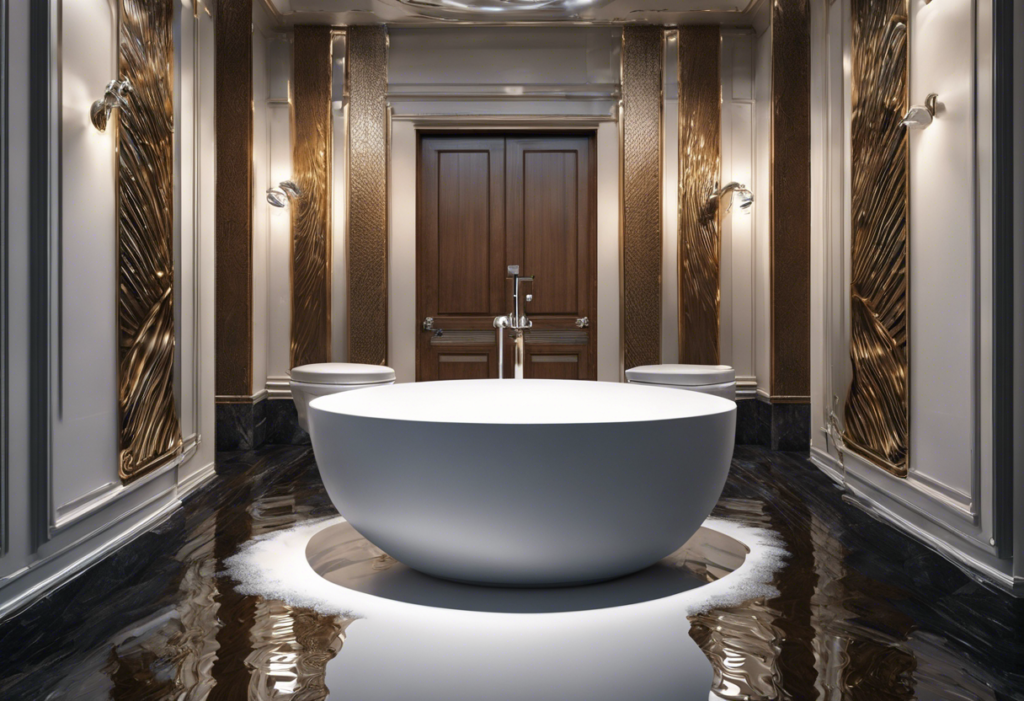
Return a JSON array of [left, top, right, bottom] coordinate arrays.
[[0, 446, 1021, 699]]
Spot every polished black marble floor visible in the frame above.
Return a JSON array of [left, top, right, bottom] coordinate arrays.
[[0, 445, 1021, 700]]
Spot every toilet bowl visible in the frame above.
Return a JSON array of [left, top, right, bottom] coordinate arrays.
[[290, 363, 396, 432], [625, 364, 737, 401]]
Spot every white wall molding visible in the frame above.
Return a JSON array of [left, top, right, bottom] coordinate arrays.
[[266, 375, 293, 399], [810, 447, 1016, 593], [0, 494, 180, 622], [51, 436, 199, 534], [720, 30, 757, 386], [177, 458, 216, 499]]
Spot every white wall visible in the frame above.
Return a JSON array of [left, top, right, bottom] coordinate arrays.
[[0, 0, 217, 619], [752, 12, 772, 400], [661, 33, 679, 366], [252, 3, 271, 401], [809, 0, 1015, 590], [264, 31, 294, 399], [720, 30, 757, 397]]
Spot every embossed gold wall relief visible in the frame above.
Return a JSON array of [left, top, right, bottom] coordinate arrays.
[[117, 0, 182, 482], [346, 26, 389, 366], [846, 0, 909, 475], [621, 26, 663, 372], [291, 26, 334, 369], [677, 26, 722, 366]]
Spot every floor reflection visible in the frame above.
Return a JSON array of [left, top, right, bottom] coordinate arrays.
[[0, 445, 1021, 700], [304, 520, 748, 614]]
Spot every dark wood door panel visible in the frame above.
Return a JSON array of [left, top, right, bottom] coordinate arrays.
[[523, 150, 578, 314], [437, 150, 493, 315], [418, 136, 505, 381], [507, 136, 592, 323], [526, 351, 584, 380], [436, 351, 496, 381], [418, 133, 596, 381]]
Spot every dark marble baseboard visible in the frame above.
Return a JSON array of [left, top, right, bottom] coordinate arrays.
[[768, 401, 811, 451], [735, 398, 760, 445], [216, 398, 267, 451], [736, 397, 810, 451], [265, 398, 311, 445]]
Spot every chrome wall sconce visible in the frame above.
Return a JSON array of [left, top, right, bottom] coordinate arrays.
[[266, 180, 303, 207], [91, 78, 133, 132], [900, 93, 938, 130], [708, 182, 754, 214]]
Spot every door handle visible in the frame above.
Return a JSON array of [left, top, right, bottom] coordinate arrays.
[[575, 317, 589, 328]]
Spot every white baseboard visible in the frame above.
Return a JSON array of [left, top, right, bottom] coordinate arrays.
[[808, 448, 1019, 596], [178, 460, 217, 499], [0, 498, 181, 622], [0, 461, 221, 622]]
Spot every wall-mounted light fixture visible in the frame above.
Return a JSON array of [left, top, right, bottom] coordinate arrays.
[[91, 78, 133, 132], [267, 180, 303, 207], [708, 181, 754, 215], [900, 93, 938, 130]]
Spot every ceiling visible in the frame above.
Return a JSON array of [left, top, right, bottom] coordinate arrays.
[[263, 0, 765, 26]]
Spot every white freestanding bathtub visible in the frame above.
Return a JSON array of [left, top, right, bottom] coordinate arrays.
[[308, 379, 736, 586]]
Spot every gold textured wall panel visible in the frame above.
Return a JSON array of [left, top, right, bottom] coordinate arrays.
[[846, 0, 909, 475], [347, 26, 389, 366], [291, 26, 333, 369], [621, 26, 663, 372], [117, 0, 182, 482], [677, 27, 722, 366]]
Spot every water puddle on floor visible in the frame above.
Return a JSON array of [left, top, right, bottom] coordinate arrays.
[[225, 517, 786, 701]]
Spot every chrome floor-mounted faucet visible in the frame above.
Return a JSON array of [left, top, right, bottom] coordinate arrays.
[[494, 265, 534, 379]]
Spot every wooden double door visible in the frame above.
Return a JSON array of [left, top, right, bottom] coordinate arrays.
[[417, 134, 597, 381]]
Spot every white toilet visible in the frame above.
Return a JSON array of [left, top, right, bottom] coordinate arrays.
[[290, 363, 396, 432], [625, 364, 737, 401]]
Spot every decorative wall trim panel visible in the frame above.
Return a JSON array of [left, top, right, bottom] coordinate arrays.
[[291, 26, 333, 369], [845, 0, 909, 476], [769, 0, 811, 403], [116, 0, 182, 482], [620, 26, 663, 372], [677, 26, 722, 366], [215, 0, 253, 399], [346, 26, 389, 366]]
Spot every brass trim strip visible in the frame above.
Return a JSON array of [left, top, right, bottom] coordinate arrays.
[[291, 25, 334, 368], [116, 0, 183, 483], [620, 26, 663, 372]]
